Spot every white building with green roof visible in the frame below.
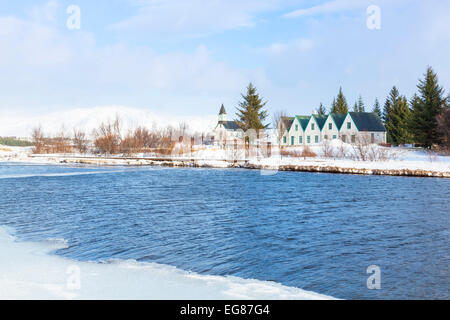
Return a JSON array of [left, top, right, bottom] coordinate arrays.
[[279, 112, 386, 146]]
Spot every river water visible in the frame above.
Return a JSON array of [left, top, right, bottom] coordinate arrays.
[[0, 163, 448, 299]]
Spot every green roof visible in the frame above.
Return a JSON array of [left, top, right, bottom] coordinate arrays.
[[313, 115, 327, 130], [330, 113, 347, 130], [295, 116, 310, 131]]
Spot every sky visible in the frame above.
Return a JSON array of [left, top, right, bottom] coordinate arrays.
[[0, 0, 450, 134]]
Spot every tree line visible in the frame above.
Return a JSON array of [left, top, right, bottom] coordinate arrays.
[[233, 67, 449, 151], [314, 67, 449, 150], [31, 117, 200, 155], [28, 66, 449, 155]]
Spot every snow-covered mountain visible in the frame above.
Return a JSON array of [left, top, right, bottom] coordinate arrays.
[[0, 106, 217, 138]]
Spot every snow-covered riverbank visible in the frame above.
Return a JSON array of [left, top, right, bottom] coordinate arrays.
[[0, 227, 332, 300], [1, 144, 449, 178]]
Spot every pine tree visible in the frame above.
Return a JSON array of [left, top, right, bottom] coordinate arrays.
[[436, 101, 450, 150], [235, 83, 269, 134], [331, 98, 337, 113], [384, 86, 413, 145], [372, 98, 382, 119], [353, 102, 358, 112], [331, 87, 348, 114], [317, 103, 327, 116], [410, 67, 447, 148], [357, 95, 365, 112]]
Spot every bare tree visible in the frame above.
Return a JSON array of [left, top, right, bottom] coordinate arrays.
[[54, 125, 71, 153], [31, 126, 45, 154], [321, 138, 334, 158], [177, 122, 189, 138], [272, 110, 287, 147], [73, 129, 88, 154], [93, 115, 122, 154], [352, 134, 395, 161]]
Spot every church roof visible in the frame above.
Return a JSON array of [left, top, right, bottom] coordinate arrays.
[[218, 120, 240, 130], [219, 105, 227, 115]]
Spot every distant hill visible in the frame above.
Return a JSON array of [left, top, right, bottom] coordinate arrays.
[[0, 106, 217, 138]]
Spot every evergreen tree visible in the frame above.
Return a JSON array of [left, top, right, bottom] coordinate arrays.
[[384, 86, 413, 145], [372, 98, 382, 119], [331, 87, 348, 114], [331, 98, 337, 113], [235, 83, 269, 134], [357, 95, 365, 112], [353, 102, 358, 112], [410, 67, 447, 148], [436, 101, 450, 150], [317, 103, 327, 116]]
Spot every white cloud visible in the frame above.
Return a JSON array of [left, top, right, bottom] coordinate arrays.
[[0, 7, 270, 114], [263, 38, 315, 55], [111, 0, 282, 36], [285, 0, 373, 18], [27, 0, 60, 23], [284, 0, 416, 18]]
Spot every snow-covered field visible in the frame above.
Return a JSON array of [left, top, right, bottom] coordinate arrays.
[[0, 227, 332, 300], [1, 141, 449, 176]]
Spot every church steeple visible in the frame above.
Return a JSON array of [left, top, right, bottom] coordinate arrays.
[[218, 104, 227, 122]]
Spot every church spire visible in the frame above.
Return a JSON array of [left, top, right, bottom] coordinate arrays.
[[219, 104, 226, 115], [218, 104, 227, 122]]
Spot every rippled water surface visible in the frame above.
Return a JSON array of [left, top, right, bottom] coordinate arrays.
[[0, 163, 449, 299]]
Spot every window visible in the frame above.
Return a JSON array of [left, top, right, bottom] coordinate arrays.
[[295, 124, 298, 131], [291, 136, 295, 145], [329, 123, 332, 130], [333, 135, 337, 140], [347, 122, 351, 129], [315, 135, 319, 143], [283, 136, 287, 144], [371, 133, 375, 143], [311, 123, 315, 130], [342, 135, 346, 143], [307, 136, 311, 144], [351, 135, 356, 143], [299, 136, 303, 144]]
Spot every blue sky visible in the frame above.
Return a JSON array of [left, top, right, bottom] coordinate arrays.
[[1, 0, 449, 120]]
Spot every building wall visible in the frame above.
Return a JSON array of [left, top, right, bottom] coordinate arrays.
[[321, 115, 340, 141], [356, 131, 387, 144], [338, 114, 359, 143], [303, 117, 321, 145], [287, 118, 304, 146], [277, 113, 388, 147]]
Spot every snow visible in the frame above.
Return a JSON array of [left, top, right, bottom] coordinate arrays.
[[0, 106, 217, 137], [1, 140, 449, 175], [0, 227, 333, 300]]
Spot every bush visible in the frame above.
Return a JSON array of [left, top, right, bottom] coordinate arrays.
[[0, 137, 33, 147], [280, 146, 316, 158]]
